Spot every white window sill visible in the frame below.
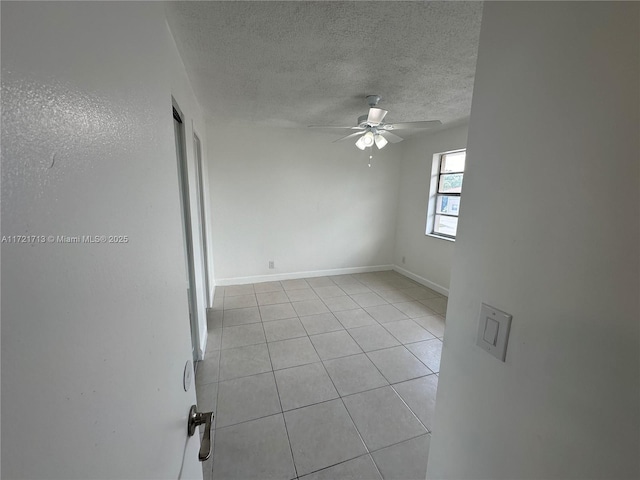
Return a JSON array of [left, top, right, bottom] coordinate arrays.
[[426, 233, 456, 243]]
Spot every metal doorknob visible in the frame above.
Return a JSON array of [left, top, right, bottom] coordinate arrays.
[[187, 405, 214, 461]]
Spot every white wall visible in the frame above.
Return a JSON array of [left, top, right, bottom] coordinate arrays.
[[207, 122, 401, 284], [1, 3, 209, 478], [394, 124, 468, 293], [427, 3, 639, 479]]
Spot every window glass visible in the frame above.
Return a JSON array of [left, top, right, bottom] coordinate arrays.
[[428, 149, 466, 240], [440, 151, 466, 173], [438, 173, 463, 193], [434, 215, 459, 237], [436, 195, 461, 215]]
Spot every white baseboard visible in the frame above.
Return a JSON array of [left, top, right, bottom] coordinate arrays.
[[215, 264, 394, 286], [392, 265, 449, 296]]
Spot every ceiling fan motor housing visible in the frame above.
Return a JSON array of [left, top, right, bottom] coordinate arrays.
[[366, 94, 381, 107]]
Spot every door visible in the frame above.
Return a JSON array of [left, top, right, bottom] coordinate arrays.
[[174, 105, 201, 362], [1, 2, 203, 478], [193, 133, 211, 307]]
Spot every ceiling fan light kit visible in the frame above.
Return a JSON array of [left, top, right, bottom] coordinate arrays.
[[374, 134, 388, 149], [363, 131, 375, 147], [355, 131, 388, 151], [309, 95, 442, 159]]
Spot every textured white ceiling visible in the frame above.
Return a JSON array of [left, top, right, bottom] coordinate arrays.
[[165, 1, 483, 129]]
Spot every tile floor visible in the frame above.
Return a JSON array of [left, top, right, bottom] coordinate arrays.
[[196, 270, 446, 480]]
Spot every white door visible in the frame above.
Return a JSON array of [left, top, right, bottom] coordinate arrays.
[[1, 2, 206, 478], [174, 105, 201, 363], [193, 133, 212, 307]]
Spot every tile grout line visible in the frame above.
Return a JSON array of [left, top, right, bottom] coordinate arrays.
[[200, 306, 224, 478], [209, 393, 434, 452], [310, 287, 435, 390], [211, 273, 444, 478], [258, 297, 300, 480], [377, 319, 438, 347], [212, 335, 439, 384], [328, 310, 401, 395], [389, 382, 432, 434], [336, 286, 442, 375], [293, 280, 439, 387], [201, 340, 438, 388], [298, 452, 384, 480], [216, 357, 436, 419], [402, 340, 439, 375], [368, 431, 432, 478], [208, 331, 222, 478], [315, 275, 437, 468], [303, 324, 386, 480]]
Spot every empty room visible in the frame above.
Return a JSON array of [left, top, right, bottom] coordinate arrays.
[[175, 2, 477, 478], [1, 2, 638, 480]]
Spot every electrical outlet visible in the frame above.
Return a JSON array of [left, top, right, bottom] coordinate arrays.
[[268, 261, 274, 269], [402, 256, 406, 264]]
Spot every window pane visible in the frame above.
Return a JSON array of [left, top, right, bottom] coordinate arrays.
[[441, 151, 466, 173], [436, 195, 461, 216], [434, 215, 458, 237], [438, 173, 463, 193]]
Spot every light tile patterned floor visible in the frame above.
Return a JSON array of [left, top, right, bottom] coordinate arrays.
[[197, 270, 446, 480]]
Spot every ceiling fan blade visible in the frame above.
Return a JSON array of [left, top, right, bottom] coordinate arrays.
[[333, 131, 366, 143], [367, 108, 388, 125], [308, 125, 364, 130], [379, 131, 404, 143], [384, 120, 442, 130]]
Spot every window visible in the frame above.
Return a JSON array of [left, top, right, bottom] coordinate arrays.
[[427, 149, 466, 239]]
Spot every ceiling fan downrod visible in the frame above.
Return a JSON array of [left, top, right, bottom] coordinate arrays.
[[366, 95, 381, 107]]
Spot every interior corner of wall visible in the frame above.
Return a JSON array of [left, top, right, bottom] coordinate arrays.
[[392, 264, 449, 296]]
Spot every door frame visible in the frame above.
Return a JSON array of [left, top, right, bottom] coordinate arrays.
[[172, 100, 201, 362], [193, 131, 211, 307]]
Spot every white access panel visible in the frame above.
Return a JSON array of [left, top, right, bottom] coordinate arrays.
[[476, 303, 512, 361]]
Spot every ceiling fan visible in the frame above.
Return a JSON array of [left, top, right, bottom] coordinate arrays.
[[309, 95, 441, 150]]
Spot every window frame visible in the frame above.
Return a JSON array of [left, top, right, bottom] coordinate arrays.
[[426, 148, 466, 241]]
